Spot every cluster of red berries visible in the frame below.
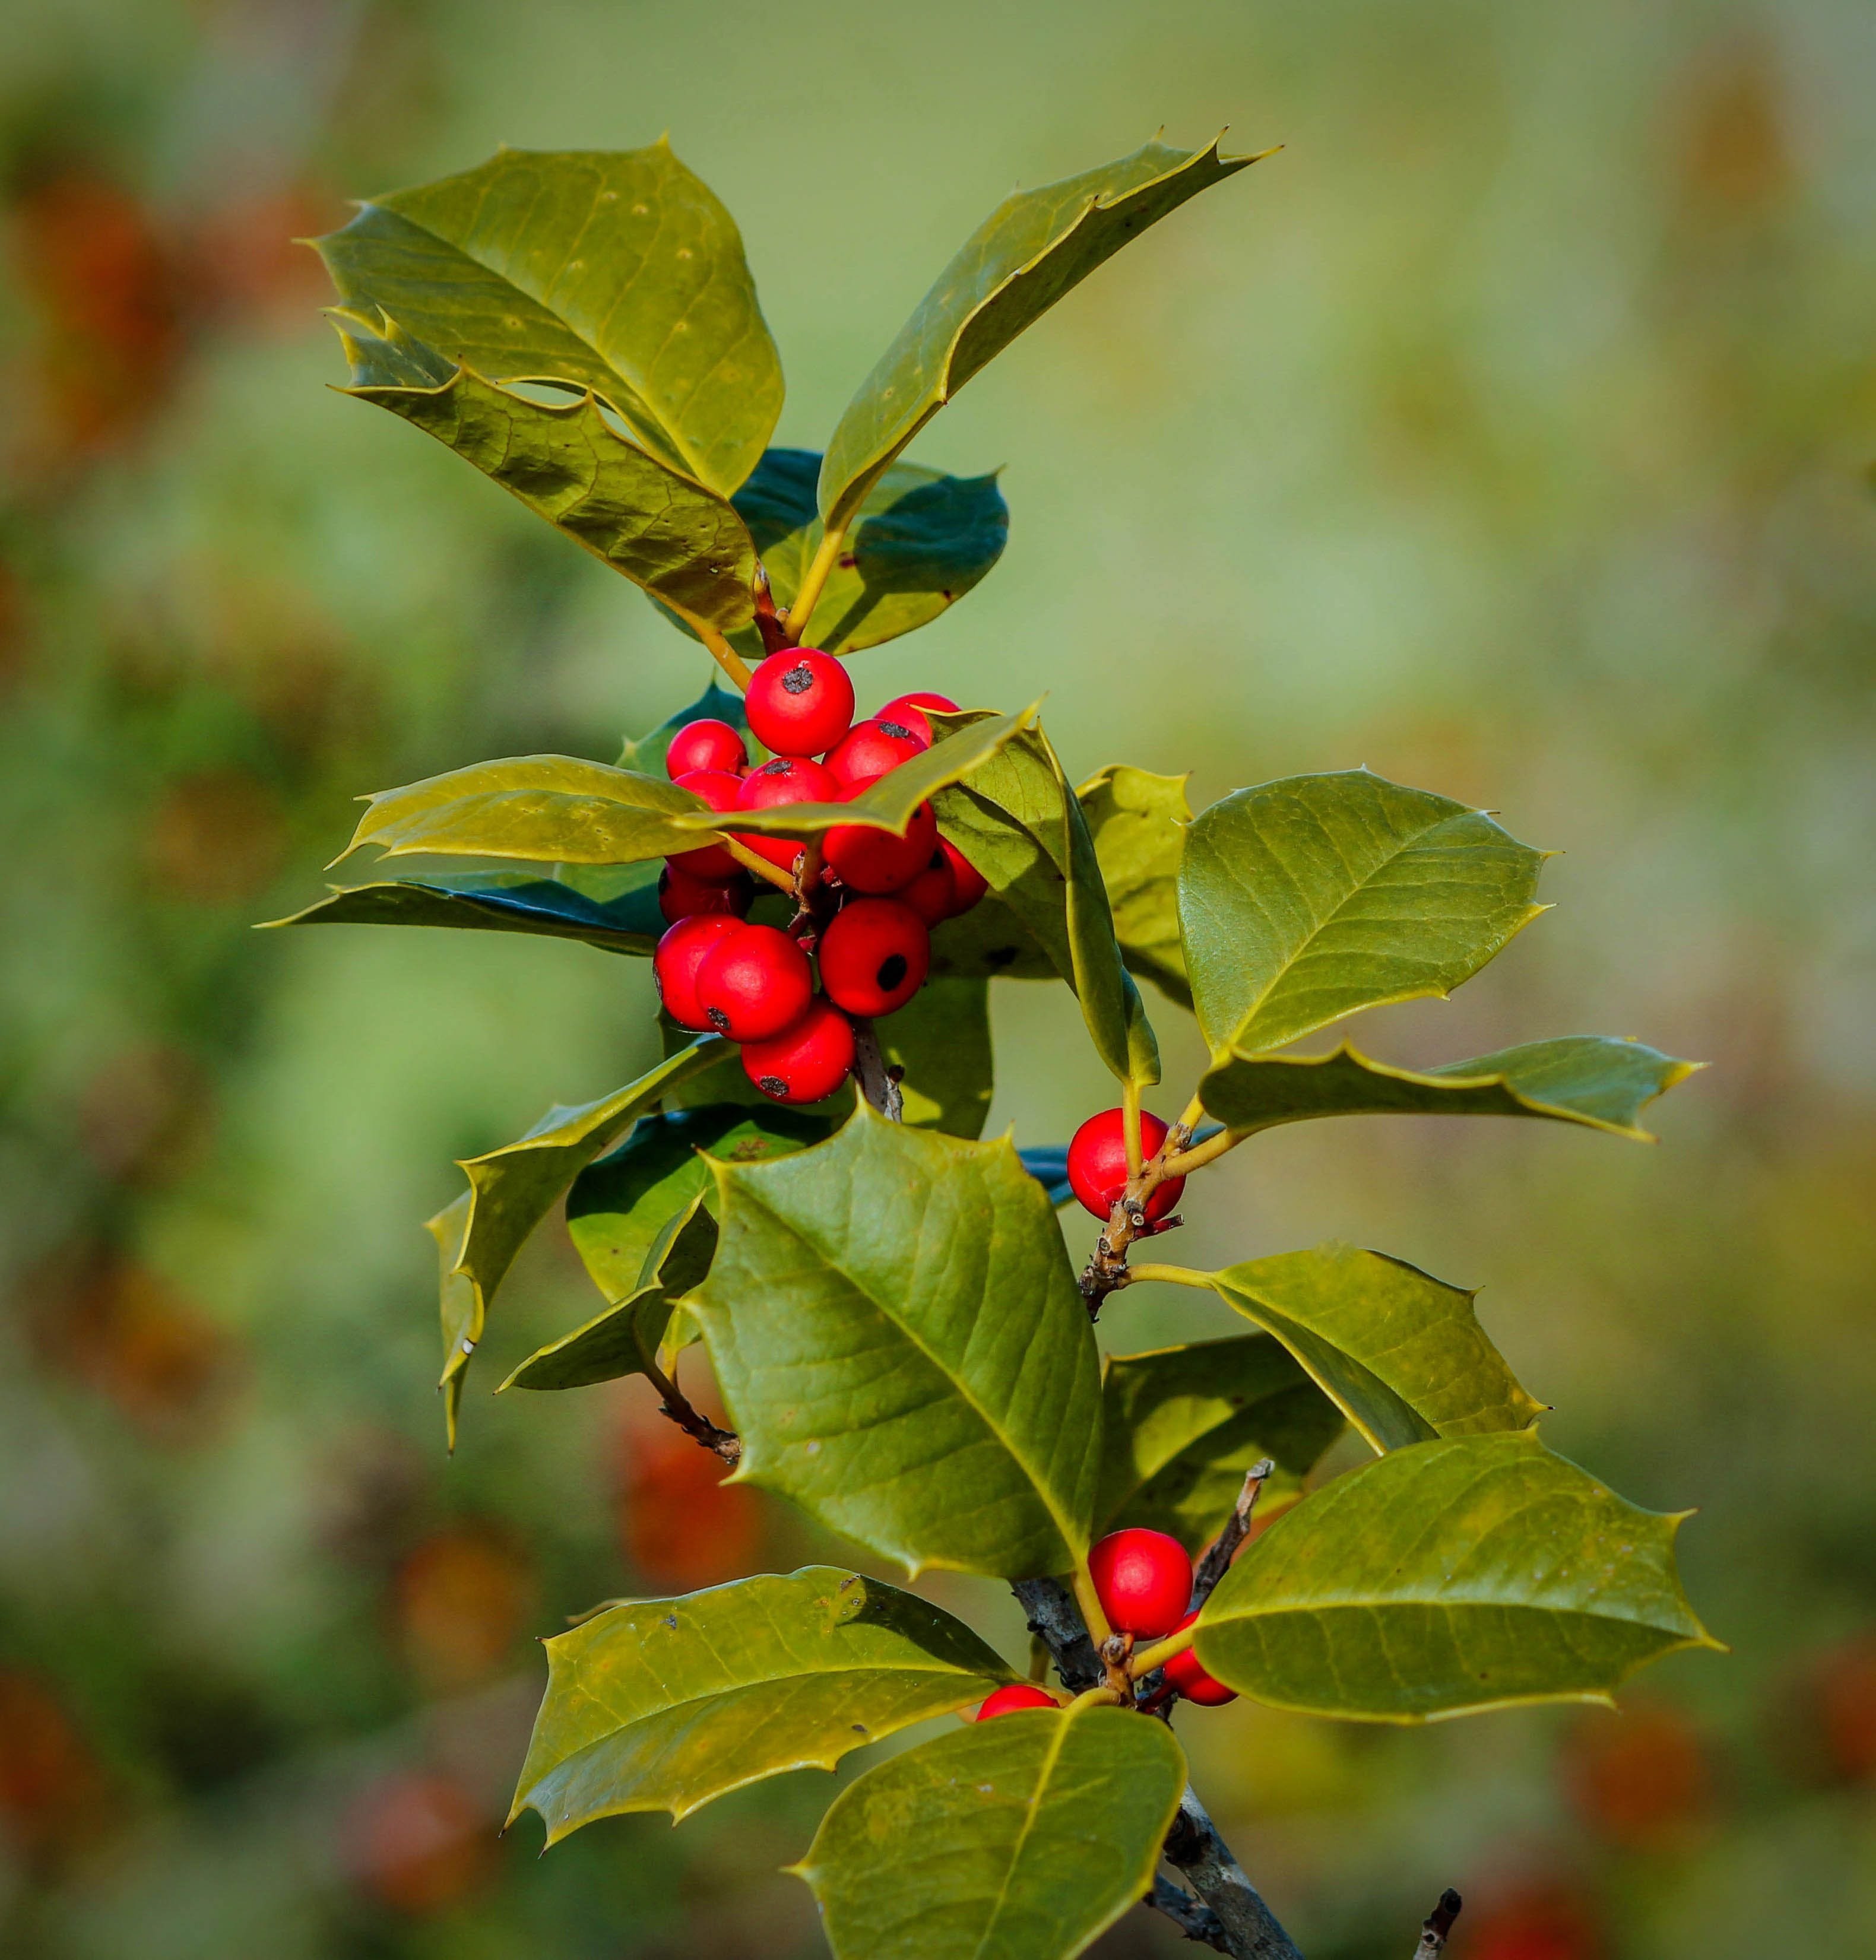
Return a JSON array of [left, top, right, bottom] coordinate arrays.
[[652, 648, 990, 1105], [975, 1526, 1235, 1718]]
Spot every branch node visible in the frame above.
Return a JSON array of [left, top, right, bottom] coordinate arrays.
[[1415, 1889, 1462, 1956]]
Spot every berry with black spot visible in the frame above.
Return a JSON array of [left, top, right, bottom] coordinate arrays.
[[818, 897, 929, 1017], [938, 837, 988, 916], [975, 1683, 1060, 1720], [1088, 1527, 1192, 1640], [745, 648, 854, 757], [652, 915, 744, 1032], [740, 998, 855, 1105], [1162, 1613, 1237, 1707], [898, 848, 956, 927], [734, 755, 838, 872], [693, 923, 814, 1042], [823, 775, 937, 894], [658, 865, 753, 924], [664, 718, 747, 778], [1066, 1109, 1183, 1222], [825, 716, 928, 786], [877, 691, 959, 746], [667, 768, 745, 881]]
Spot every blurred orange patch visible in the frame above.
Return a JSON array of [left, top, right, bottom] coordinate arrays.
[[392, 1526, 535, 1693], [1772, 1632, 1876, 1787], [341, 1771, 495, 1915], [145, 766, 287, 902], [0, 1669, 115, 1869], [75, 1043, 214, 1187], [617, 1393, 761, 1591], [1561, 1698, 1715, 1851], [1454, 1881, 1604, 1960], [186, 183, 343, 329]]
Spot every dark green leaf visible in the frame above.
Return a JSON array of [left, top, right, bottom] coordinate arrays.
[[616, 676, 750, 774], [817, 137, 1263, 533], [512, 1566, 1015, 1840], [424, 1193, 477, 1451], [262, 867, 663, 954], [316, 144, 783, 495], [875, 977, 994, 1138], [927, 895, 1055, 981], [794, 1698, 1186, 1960], [1194, 1431, 1720, 1721], [1079, 765, 1191, 1010], [687, 1106, 1102, 1578]]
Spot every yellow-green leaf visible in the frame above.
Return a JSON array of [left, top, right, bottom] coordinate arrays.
[[1079, 764, 1191, 1010]]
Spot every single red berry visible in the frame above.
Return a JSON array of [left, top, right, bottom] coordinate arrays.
[[1088, 1528, 1192, 1640], [818, 897, 930, 1017], [734, 755, 839, 872], [1161, 1613, 1237, 1707], [664, 718, 747, 778], [740, 998, 855, 1105], [1066, 1109, 1183, 1222], [975, 1683, 1060, 1720], [937, 837, 988, 916], [823, 775, 938, 895], [667, 768, 744, 881], [693, 923, 814, 1042], [877, 692, 960, 746], [652, 915, 745, 1032], [825, 716, 928, 786], [898, 848, 956, 927], [658, 866, 753, 924], [746, 648, 854, 757]]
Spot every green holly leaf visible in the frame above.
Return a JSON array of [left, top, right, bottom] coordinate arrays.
[[930, 715, 1158, 1087], [262, 867, 664, 954], [876, 977, 994, 1138], [928, 895, 1055, 981], [793, 1698, 1186, 1960], [1079, 765, 1191, 1010], [331, 329, 759, 638], [512, 1566, 1015, 1841], [424, 1193, 477, 1451], [1194, 1242, 1544, 1455], [616, 676, 750, 774], [687, 1105, 1102, 1578], [817, 137, 1264, 535], [315, 144, 782, 496], [1194, 1431, 1720, 1721], [1095, 1336, 1346, 1552], [1200, 1035, 1701, 1140], [1178, 771, 1547, 1060]]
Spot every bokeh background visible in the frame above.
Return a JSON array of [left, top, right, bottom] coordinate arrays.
[[2, 1, 1873, 1955]]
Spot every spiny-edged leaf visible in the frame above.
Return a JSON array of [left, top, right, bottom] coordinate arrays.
[[794, 1698, 1186, 1960], [676, 702, 1038, 840], [341, 754, 713, 867], [316, 144, 782, 496], [1096, 1336, 1345, 1551], [1178, 770, 1547, 1058], [1200, 1242, 1544, 1455], [728, 447, 1008, 655], [262, 867, 663, 954], [438, 1039, 727, 1436], [425, 1193, 476, 1451], [817, 136, 1263, 534], [930, 713, 1158, 1086], [687, 1105, 1102, 1578], [1194, 1431, 1719, 1721], [1079, 765, 1191, 1010], [874, 976, 994, 1138], [1200, 1036, 1699, 1140], [928, 893, 1055, 981], [617, 675, 750, 774], [331, 340, 758, 635], [500, 1189, 717, 1391], [512, 1566, 1015, 1841]]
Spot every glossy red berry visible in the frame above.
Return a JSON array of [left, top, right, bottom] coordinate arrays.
[[878, 691, 959, 746], [740, 998, 855, 1105], [823, 776, 937, 894], [1088, 1528, 1192, 1640], [825, 716, 928, 786], [1161, 1613, 1237, 1707], [1066, 1109, 1183, 1222], [664, 718, 747, 778], [667, 768, 744, 881], [818, 898, 930, 1017], [658, 865, 753, 924], [734, 755, 839, 872], [746, 649, 853, 757], [652, 915, 744, 1032], [693, 923, 814, 1042], [898, 848, 956, 927], [975, 1683, 1060, 1720], [937, 837, 988, 916]]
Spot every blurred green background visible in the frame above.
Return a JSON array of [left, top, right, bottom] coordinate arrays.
[[2, 2, 1873, 1956]]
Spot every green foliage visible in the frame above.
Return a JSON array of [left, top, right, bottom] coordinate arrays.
[[794, 1699, 1186, 1960], [1080, 764, 1192, 1009], [875, 977, 995, 1137], [265, 867, 664, 954], [616, 676, 750, 773]]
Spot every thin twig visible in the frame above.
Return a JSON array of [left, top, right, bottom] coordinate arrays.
[[851, 1017, 904, 1121], [750, 566, 790, 655], [1191, 1460, 1274, 1607], [1413, 1891, 1462, 1956], [1146, 1875, 1231, 1952], [639, 1352, 740, 1465]]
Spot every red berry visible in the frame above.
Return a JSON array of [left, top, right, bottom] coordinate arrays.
[[652, 915, 745, 1032], [818, 898, 930, 1017], [740, 998, 855, 1104], [1088, 1528, 1192, 1640], [823, 775, 938, 894], [899, 849, 956, 927], [664, 718, 747, 778], [667, 768, 744, 881], [877, 692, 960, 746], [1066, 1109, 1183, 1222], [734, 756, 839, 872], [825, 716, 928, 786], [658, 866, 753, 924], [975, 1683, 1060, 1720], [693, 923, 814, 1042], [746, 649, 854, 757], [937, 837, 988, 916], [1162, 1613, 1237, 1707]]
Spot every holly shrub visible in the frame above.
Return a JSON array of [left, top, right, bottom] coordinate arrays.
[[278, 134, 1715, 1960]]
